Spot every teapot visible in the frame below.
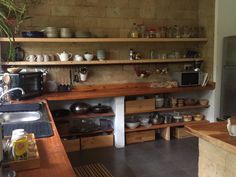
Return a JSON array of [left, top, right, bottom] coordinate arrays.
[[57, 51, 72, 61], [227, 118, 236, 137]]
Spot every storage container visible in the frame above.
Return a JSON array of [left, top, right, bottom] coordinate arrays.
[[126, 130, 155, 144]]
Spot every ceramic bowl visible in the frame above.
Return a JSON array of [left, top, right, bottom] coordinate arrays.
[[84, 53, 94, 61], [126, 122, 140, 129], [7, 67, 22, 73]]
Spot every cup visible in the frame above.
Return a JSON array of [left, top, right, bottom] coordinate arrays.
[[26, 55, 36, 62], [80, 73, 88, 82], [36, 54, 43, 62], [97, 50, 106, 61], [43, 54, 50, 62]]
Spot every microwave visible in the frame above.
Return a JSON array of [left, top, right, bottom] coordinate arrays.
[[172, 71, 203, 87], [0, 72, 43, 100]]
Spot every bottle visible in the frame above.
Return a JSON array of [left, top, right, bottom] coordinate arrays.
[[11, 130, 28, 160], [129, 49, 134, 60]]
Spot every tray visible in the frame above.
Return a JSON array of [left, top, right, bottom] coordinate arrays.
[[3, 133, 40, 171]]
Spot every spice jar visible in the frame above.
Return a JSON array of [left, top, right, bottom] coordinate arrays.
[[129, 23, 139, 38], [148, 29, 157, 38]]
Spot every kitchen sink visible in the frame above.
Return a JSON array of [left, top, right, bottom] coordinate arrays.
[[0, 102, 54, 138], [0, 111, 41, 123]]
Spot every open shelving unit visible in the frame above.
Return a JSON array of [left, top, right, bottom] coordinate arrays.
[[125, 120, 208, 133], [1, 58, 203, 66], [0, 37, 208, 43], [125, 104, 209, 115]]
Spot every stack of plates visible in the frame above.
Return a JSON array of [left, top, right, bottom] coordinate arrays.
[[75, 31, 92, 38]]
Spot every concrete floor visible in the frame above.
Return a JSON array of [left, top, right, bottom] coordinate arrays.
[[68, 137, 198, 177]]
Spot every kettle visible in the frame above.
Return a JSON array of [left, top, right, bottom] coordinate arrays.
[[227, 118, 236, 137], [57, 51, 72, 61], [14, 44, 25, 61]]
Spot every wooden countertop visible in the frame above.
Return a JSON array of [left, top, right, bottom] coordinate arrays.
[[15, 100, 76, 177], [186, 120, 236, 155], [33, 82, 215, 101]]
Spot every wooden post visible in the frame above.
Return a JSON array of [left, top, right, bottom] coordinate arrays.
[[161, 127, 170, 141]]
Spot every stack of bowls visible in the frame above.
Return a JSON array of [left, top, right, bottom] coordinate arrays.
[[60, 28, 73, 38], [45, 27, 58, 38]]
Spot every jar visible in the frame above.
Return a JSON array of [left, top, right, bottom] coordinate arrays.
[[148, 29, 157, 38], [129, 23, 139, 38], [159, 26, 167, 38], [11, 130, 28, 160]]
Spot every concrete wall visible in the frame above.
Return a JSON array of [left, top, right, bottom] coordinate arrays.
[[213, 0, 236, 119]]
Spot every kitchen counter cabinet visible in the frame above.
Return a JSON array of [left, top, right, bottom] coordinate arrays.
[[32, 82, 215, 101], [186, 120, 236, 177], [13, 100, 76, 177]]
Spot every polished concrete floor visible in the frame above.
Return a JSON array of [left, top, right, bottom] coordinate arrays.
[[68, 137, 198, 177]]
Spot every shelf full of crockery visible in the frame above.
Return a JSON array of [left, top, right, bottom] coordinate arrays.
[[125, 104, 209, 115], [125, 120, 209, 133], [1, 58, 204, 66], [0, 37, 208, 43]]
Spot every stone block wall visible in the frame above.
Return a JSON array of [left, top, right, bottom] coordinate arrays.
[[7, 0, 214, 85]]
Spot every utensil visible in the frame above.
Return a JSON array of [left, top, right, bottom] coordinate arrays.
[[57, 51, 72, 61], [70, 102, 91, 114]]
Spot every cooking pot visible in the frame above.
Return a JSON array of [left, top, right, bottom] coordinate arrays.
[[91, 103, 111, 113], [70, 102, 91, 114]]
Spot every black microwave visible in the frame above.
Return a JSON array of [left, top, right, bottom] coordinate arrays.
[[172, 71, 203, 87], [0, 72, 43, 100]]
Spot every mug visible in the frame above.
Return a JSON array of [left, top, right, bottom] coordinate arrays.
[[26, 55, 36, 62], [43, 54, 50, 62], [36, 54, 43, 62], [80, 72, 88, 82]]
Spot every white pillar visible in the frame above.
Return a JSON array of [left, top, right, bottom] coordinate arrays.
[[113, 96, 125, 148]]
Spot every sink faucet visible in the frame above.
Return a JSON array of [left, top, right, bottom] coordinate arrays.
[[0, 88, 25, 104]]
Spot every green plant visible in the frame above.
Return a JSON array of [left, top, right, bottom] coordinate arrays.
[[0, 0, 28, 60]]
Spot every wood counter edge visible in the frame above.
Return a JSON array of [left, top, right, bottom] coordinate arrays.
[[186, 122, 236, 156], [16, 99, 77, 177]]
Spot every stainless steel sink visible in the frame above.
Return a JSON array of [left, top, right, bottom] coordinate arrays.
[[0, 111, 42, 123]]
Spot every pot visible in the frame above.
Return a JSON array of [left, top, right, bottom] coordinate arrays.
[[70, 102, 91, 114], [91, 103, 111, 113]]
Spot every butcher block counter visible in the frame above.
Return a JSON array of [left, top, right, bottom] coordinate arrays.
[[10, 100, 76, 177], [186, 120, 236, 177]]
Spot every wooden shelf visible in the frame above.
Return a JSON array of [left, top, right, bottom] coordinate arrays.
[[125, 120, 209, 133], [0, 37, 208, 43], [56, 111, 115, 120], [126, 104, 209, 115], [60, 129, 113, 138], [1, 58, 203, 66]]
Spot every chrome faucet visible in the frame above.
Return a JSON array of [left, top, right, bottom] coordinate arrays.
[[0, 88, 25, 104]]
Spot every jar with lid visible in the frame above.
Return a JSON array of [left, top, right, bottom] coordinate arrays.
[[137, 24, 146, 38], [159, 26, 167, 38], [129, 23, 139, 38], [148, 29, 157, 38]]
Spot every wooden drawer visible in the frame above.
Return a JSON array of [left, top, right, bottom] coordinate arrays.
[[172, 127, 193, 139], [126, 130, 155, 144], [125, 98, 155, 114], [62, 138, 80, 152], [81, 134, 113, 150]]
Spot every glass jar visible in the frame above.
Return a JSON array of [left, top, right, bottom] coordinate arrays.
[[129, 23, 139, 38], [148, 29, 157, 38], [160, 26, 167, 38]]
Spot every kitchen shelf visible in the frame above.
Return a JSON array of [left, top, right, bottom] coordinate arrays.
[[0, 37, 208, 43], [60, 129, 113, 138], [55, 111, 115, 120], [1, 58, 203, 66], [125, 120, 209, 133], [125, 104, 209, 115]]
